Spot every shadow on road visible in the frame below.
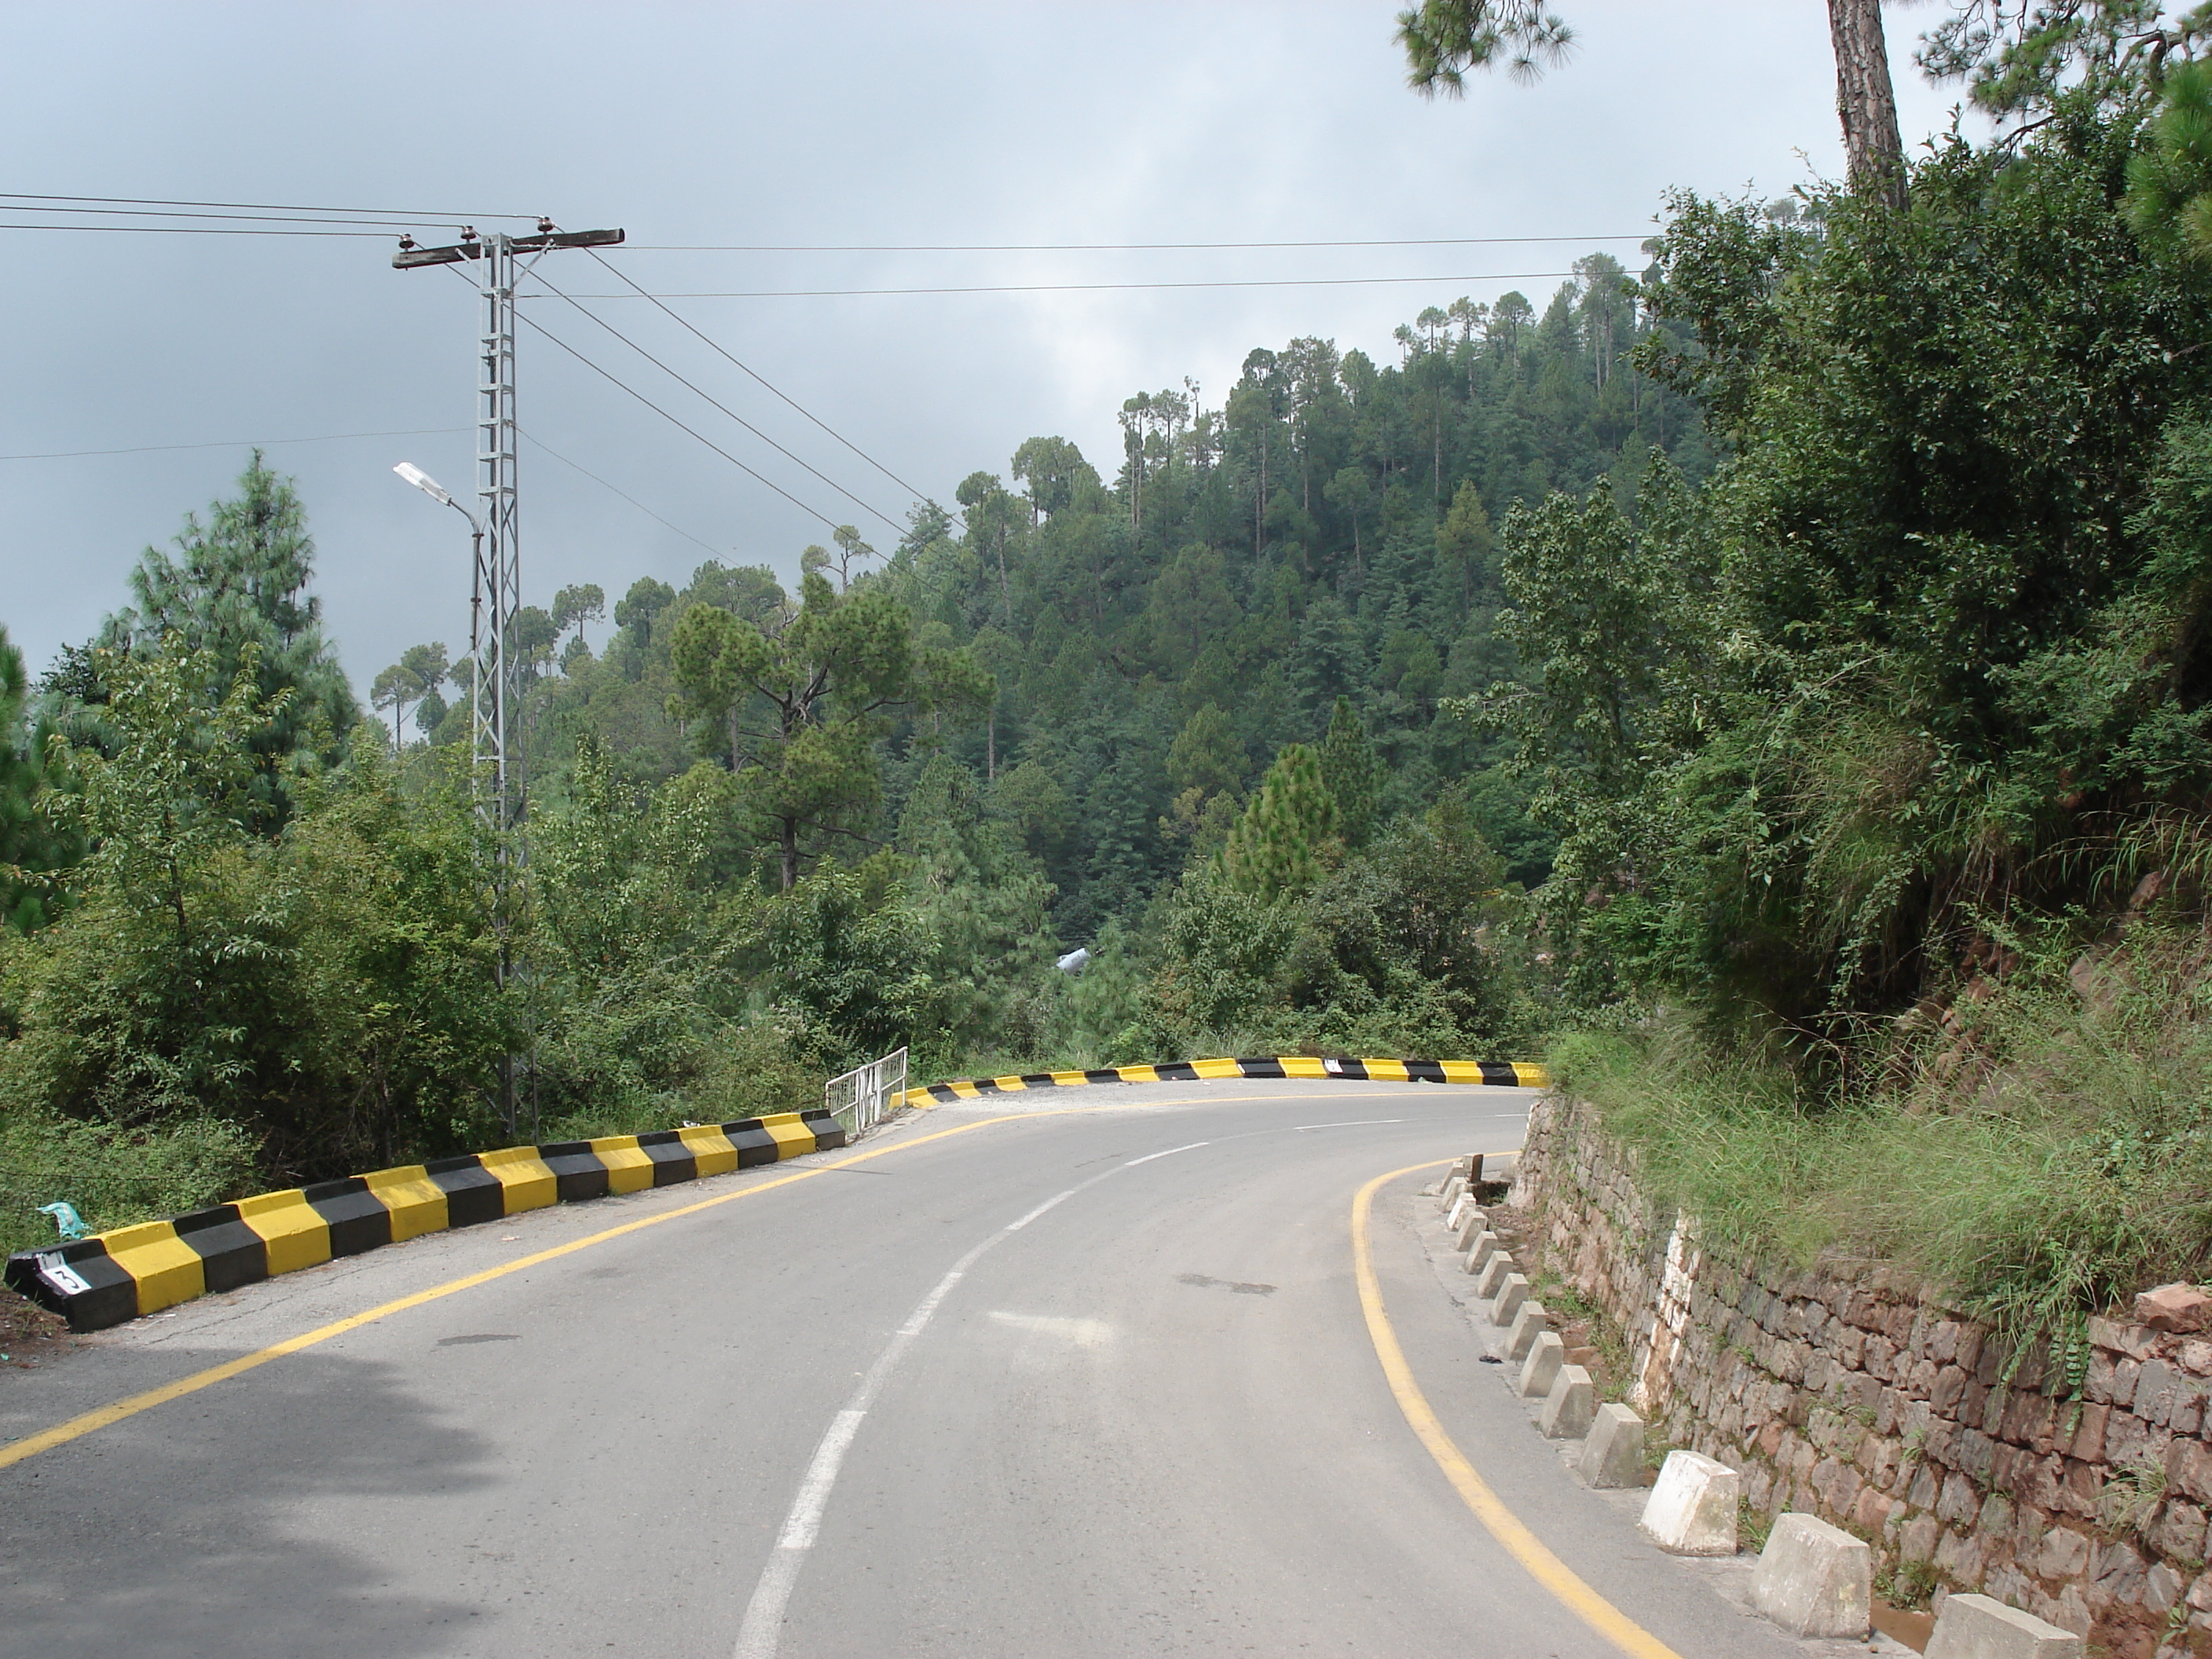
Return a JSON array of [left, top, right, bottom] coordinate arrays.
[[2, 1347, 496, 1658]]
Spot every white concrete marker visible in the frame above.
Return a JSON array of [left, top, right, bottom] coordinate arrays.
[[1639, 1450, 1739, 1555], [1506, 1300, 1549, 1361], [1924, 1592, 2082, 1659], [1453, 1207, 1489, 1251], [1539, 1363, 1595, 1437], [1463, 1231, 1500, 1276], [1578, 1404, 1646, 1489], [1518, 1330, 1565, 1398], [1749, 1512, 1870, 1639], [1490, 1272, 1530, 1328], [1474, 1251, 1514, 1298]]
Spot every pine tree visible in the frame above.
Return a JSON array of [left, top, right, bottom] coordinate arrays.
[[1318, 697, 1382, 848], [0, 625, 75, 931], [1217, 742, 1339, 901], [104, 451, 359, 824]]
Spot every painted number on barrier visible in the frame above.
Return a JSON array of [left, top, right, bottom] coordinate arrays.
[[1323, 1058, 1346, 1075], [35, 1254, 91, 1297]]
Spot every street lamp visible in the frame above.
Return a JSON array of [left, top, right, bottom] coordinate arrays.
[[392, 460, 521, 1136], [392, 460, 494, 813]]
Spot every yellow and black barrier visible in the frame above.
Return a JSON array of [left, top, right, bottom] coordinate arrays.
[[3, 1109, 848, 1333], [902, 1053, 1547, 1104]]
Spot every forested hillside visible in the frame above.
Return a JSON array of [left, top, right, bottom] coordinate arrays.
[[460, 250, 1705, 928], [0, 255, 1688, 1251]]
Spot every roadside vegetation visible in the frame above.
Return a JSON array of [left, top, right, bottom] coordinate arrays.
[[1497, 7, 2212, 1342]]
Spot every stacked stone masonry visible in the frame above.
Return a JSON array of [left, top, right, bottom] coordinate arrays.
[[1515, 1094, 2212, 1659]]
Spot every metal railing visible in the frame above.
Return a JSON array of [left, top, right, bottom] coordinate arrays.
[[825, 1046, 909, 1138]]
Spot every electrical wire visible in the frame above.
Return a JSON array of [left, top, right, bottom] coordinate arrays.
[[582, 247, 943, 521], [0, 191, 536, 219], [0, 222, 400, 237], [0, 426, 467, 463], [0, 203, 460, 229], [624, 233, 1648, 252], [516, 426, 722, 556], [558, 269, 1582, 299], [514, 309, 845, 533], [522, 262, 906, 536]]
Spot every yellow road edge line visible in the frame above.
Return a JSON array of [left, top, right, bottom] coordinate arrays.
[[1351, 1161, 1686, 1659], [0, 1109, 1065, 1472]]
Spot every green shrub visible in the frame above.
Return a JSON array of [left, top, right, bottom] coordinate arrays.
[[0, 1114, 255, 1256]]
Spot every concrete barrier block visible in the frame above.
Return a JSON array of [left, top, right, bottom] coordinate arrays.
[[1506, 1300, 1549, 1361], [1749, 1513, 1870, 1639], [1639, 1451, 1738, 1554], [1444, 1190, 1470, 1230], [1640, 1450, 1738, 1555], [1578, 1403, 1646, 1489], [1539, 1364, 1595, 1438], [1490, 1273, 1530, 1328], [1518, 1330, 1565, 1398], [1924, 1593, 2082, 1659], [1453, 1207, 1489, 1251], [1441, 1177, 1467, 1213], [1463, 1232, 1500, 1276], [1474, 1251, 1514, 1298]]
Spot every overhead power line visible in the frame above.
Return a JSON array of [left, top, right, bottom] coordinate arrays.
[[0, 191, 537, 219], [522, 263, 906, 535], [517, 427, 721, 556], [0, 222, 405, 238], [514, 309, 846, 534], [582, 248, 943, 520], [559, 269, 1584, 299], [0, 425, 467, 463], [624, 233, 1650, 252], [0, 203, 452, 229]]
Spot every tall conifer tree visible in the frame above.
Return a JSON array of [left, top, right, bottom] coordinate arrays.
[[1218, 743, 1339, 901], [103, 452, 358, 824]]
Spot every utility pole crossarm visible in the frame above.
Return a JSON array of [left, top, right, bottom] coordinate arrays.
[[393, 226, 624, 269]]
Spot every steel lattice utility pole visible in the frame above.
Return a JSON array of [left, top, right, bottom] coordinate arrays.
[[394, 219, 623, 830]]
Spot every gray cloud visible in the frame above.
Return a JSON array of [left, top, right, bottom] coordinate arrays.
[[1, 1, 1966, 692]]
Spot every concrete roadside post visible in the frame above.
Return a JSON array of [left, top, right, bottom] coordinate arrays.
[[1474, 1251, 1514, 1298], [1463, 1231, 1500, 1276], [1518, 1330, 1566, 1399], [1749, 1513, 1871, 1639], [1578, 1404, 1646, 1489], [1453, 1207, 1489, 1251], [1639, 1450, 1739, 1555], [1923, 1593, 2082, 1659], [1506, 1300, 1549, 1361], [1539, 1364, 1595, 1437], [1490, 1272, 1530, 1328]]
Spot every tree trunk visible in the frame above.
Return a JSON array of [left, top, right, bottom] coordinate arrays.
[[779, 818, 799, 892], [1829, 0, 1905, 209]]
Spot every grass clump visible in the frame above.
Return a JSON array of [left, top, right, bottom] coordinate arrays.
[[1547, 918, 2212, 1347], [0, 1114, 256, 1257]]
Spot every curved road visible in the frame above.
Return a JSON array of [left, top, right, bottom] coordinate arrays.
[[2, 1080, 1815, 1657]]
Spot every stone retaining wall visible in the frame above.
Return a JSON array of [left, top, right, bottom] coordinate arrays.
[[1514, 1093, 2212, 1659]]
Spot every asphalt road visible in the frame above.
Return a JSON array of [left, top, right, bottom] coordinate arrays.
[[2, 1080, 1826, 1657]]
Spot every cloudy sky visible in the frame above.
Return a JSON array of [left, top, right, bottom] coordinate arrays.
[[2, 2, 1970, 701]]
